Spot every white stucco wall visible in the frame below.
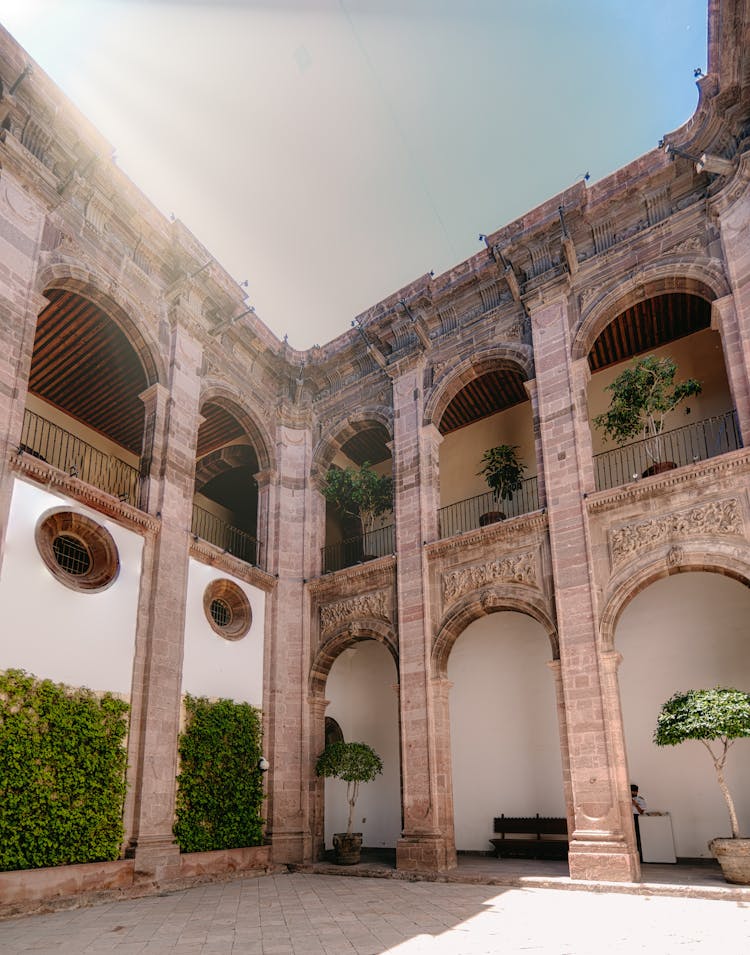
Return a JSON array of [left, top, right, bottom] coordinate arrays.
[[448, 612, 564, 851], [182, 559, 266, 706], [323, 640, 401, 849], [616, 571, 750, 858], [439, 400, 535, 507], [0, 478, 143, 694]]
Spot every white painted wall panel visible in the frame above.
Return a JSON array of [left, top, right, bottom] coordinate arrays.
[[0, 479, 143, 694]]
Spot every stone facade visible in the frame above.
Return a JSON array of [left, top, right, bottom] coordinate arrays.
[[1, 1, 750, 898]]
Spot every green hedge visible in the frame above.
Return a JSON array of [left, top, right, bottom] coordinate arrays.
[[0, 669, 129, 872], [173, 695, 265, 853]]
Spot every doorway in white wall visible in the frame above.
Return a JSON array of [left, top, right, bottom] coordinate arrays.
[[323, 639, 401, 851], [617, 571, 750, 859], [447, 611, 564, 852]]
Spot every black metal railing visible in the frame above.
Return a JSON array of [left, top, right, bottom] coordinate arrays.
[[191, 504, 260, 566], [593, 410, 742, 492], [20, 408, 140, 506], [437, 475, 540, 540], [322, 523, 395, 573]]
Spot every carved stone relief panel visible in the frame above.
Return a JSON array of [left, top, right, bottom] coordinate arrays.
[[442, 550, 537, 605], [609, 498, 743, 567], [320, 589, 390, 635]]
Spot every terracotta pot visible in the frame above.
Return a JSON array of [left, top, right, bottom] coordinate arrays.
[[332, 832, 363, 865], [709, 837, 750, 884], [641, 461, 677, 478], [479, 511, 505, 526]]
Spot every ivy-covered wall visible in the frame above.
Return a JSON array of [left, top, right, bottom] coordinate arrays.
[[174, 695, 265, 853], [0, 669, 129, 872]]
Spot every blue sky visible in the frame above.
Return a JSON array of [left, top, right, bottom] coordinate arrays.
[[2, 1, 708, 347]]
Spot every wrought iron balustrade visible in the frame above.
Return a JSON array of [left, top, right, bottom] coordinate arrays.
[[437, 475, 540, 540], [593, 410, 742, 492], [20, 408, 140, 506], [322, 523, 395, 574], [191, 504, 260, 566]]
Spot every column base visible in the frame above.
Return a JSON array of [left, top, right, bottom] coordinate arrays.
[[268, 829, 308, 866], [127, 836, 181, 883], [567, 837, 640, 882], [396, 833, 456, 872]]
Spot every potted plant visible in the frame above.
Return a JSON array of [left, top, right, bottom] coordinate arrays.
[[315, 740, 383, 865], [653, 687, 750, 884], [477, 444, 526, 524], [593, 354, 701, 476], [322, 462, 393, 558]]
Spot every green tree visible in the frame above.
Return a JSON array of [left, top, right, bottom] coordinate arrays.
[[322, 463, 393, 536], [315, 741, 383, 836], [654, 687, 750, 838], [594, 355, 701, 463], [477, 445, 526, 502]]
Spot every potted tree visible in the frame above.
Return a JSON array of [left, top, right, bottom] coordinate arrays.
[[315, 740, 383, 865], [322, 462, 393, 559], [593, 354, 701, 476], [477, 444, 526, 525], [654, 687, 750, 884]]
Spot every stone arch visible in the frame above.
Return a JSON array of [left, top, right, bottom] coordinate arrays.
[[599, 550, 750, 654], [194, 444, 257, 492], [35, 262, 165, 387], [432, 585, 558, 678], [198, 383, 273, 474], [311, 407, 393, 484], [424, 343, 534, 430], [309, 619, 398, 699], [572, 260, 730, 363]]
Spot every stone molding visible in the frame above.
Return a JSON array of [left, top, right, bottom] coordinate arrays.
[[320, 589, 390, 635], [443, 550, 537, 604], [609, 498, 743, 566], [189, 539, 276, 592]]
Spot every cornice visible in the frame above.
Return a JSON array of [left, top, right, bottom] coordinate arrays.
[[424, 509, 548, 560], [306, 554, 396, 597], [189, 539, 276, 591]]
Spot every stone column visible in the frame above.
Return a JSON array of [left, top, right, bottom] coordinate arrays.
[[124, 316, 202, 882], [0, 169, 46, 576], [263, 419, 315, 865], [712, 295, 750, 442], [391, 360, 453, 871], [530, 290, 637, 882], [308, 695, 330, 861]]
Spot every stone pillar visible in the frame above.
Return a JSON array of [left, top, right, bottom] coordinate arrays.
[[391, 361, 453, 871], [530, 291, 637, 882], [714, 162, 750, 443], [0, 169, 46, 576], [309, 696, 329, 861], [124, 318, 202, 882], [254, 467, 274, 572], [430, 675, 456, 866], [523, 378, 546, 507], [263, 420, 315, 865]]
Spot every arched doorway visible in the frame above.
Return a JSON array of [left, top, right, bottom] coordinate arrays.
[[616, 572, 750, 858], [323, 640, 401, 852], [447, 611, 564, 851]]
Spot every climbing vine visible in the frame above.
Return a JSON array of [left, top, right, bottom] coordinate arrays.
[[0, 669, 129, 872], [173, 695, 265, 853]]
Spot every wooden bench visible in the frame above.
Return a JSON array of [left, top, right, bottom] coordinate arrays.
[[490, 814, 568, 860]]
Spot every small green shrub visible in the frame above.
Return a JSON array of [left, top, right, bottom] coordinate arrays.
[[0, 668, 129, 872], [173, 695, 265, 853]]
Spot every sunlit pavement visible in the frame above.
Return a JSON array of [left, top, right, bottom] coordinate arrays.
[[2, 871, 749, 954]]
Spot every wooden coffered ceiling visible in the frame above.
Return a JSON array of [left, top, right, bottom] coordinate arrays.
[[588, 293, 711, 372], [29, 289, 148, 455], [341, 423, 391, 466], [196, 403, 247, 458], [439, 368, 528, 435]]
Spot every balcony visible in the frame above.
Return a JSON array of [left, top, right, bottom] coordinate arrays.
[[437, 475, 540, 540], [191, 504, 260, 566], [593, 410, 741, 492], [322, 524, 395, 574], [19, 409, 140, 506]]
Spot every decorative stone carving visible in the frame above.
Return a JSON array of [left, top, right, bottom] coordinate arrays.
[[668, 234, 704, 255], [578, 283, 603, 312], [610, 499, 743, 565], [320, 590, 389, 634], [443, 551, 536, 604]]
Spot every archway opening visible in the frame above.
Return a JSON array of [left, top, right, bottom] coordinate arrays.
[[447, 611, 564, 852], [193, 402, 261, 566], [323, 639, 400, 854], [616, 572, 750, 859], [437, 367, 537, 537], [22, 288, 149, 505], [587, 293, 738, 491]]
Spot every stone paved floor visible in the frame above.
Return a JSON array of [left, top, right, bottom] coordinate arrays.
[[2, 871, 750, 954]]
